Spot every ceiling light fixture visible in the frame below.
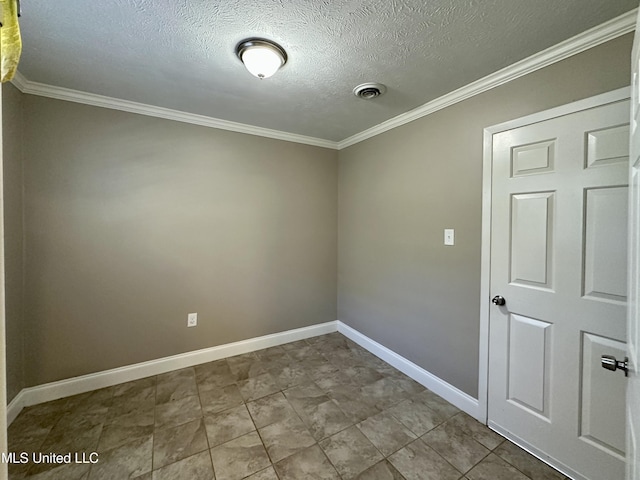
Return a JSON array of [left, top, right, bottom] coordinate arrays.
[[236, 38, 287, 79]]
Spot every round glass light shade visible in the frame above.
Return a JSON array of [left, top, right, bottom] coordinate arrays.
[[237, 39, 287, 79]]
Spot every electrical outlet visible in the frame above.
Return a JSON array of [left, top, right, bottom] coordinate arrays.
[[187, 312, 198, 327]]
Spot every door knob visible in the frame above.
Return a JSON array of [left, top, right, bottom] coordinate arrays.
[[601, 355, 629, 377], [492, 295, 506, 306]]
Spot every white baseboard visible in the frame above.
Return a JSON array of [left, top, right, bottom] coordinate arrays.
[[9, 320, 482, 427], [8, 321, 338, 424], [7, 390, 27, 426], [488, 422, 585, 480], [337, 321, 482, 420]]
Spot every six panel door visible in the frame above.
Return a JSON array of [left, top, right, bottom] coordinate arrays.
[[488, 99, 629, 480]]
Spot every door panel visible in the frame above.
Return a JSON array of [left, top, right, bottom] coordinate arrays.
[[488, 99, 629, 480], [508, 314, 552, 416], [586, 125, 630, 168], [510, 192, 555, 288], [512, 140, 556, 176], [580, 333, 626, 457], [583, 186, 628, 302]]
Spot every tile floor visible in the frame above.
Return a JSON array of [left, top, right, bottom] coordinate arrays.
[[7, 332, 569, 479]]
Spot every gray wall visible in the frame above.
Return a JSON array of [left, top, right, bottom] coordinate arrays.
[[338, 34, 633, 398], [2, 83, 25, 403], [23, 97, 338, 386], [7, 34, 633, 395]]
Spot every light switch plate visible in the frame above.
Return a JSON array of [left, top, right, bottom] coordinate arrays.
[[444, 229, 455, 246]]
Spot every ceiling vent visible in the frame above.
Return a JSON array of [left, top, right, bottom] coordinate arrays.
[[353, 83, 386, 99]]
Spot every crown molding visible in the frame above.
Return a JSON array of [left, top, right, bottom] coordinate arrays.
[[337, 8, 638, 149], [10, 74, 338, 150], [9, 9, 636, 151]]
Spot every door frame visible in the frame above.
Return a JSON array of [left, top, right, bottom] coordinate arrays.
[[477, 86, 631, 427], [0, 83, 7, 479]]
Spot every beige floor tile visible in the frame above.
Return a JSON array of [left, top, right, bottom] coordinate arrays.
[[244, 466, 279, 479], [494, 441, 565, 479], [259, 415, 316, 463], [466, 453, 530, 480], [354, 460, 406, 480], [274, 444, 340, 480], [412, 390, 460, 419], [204, 404, 255, 447], [156, 368, 198, 404], [357, 411, 417, 456], [269, 362, 310, 390], [298, 399, 354, 441], [151, 451, 214, 480], [27, 462, 91, 480], [87, 434, 152, 480], [448, 412, 504, 450], [195, 360, 236, 392], [112, 376, 156, 399], [237, 373, 280, 402], [320, 425, 384, 479], [421, 421, 490, 473], [154, 394, 202, 429], [388, 439, 461, 480], [386, 398, 444, 437], [8, 334, 572, 480], [360, 378, 409, 410], [153, 418, 208, 469], [210, 431, 270, 480], [246, 391, 296, 428], [199, 384, 243, 416]]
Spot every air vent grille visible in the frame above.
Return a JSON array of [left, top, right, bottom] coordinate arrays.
[[353, 83, 387, 99]]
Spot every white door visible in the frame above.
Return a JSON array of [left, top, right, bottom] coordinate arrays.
[[627, 9, 640, 480], [488, 95, 630, 480], [0, 83, 7, 480]]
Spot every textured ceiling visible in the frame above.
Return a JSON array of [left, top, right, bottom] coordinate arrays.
[[17, 0, 638, 142]]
